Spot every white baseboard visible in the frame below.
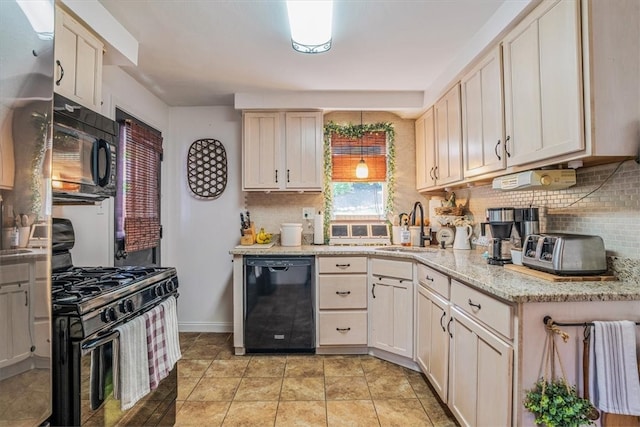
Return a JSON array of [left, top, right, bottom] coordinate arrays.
[[178, 321, 233, 333]]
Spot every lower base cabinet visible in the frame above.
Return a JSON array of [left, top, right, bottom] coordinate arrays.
[[449, 307, 513, 427], [416, 283, 449, 402]]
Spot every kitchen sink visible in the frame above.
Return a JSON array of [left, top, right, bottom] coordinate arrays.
[[0, 249, 32, 256], [374, 246, 440, 254]]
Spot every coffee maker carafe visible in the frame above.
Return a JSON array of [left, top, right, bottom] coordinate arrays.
[[481, 207, 515, 265]]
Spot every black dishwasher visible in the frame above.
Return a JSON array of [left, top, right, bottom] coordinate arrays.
[[244, 256, 315, 353]]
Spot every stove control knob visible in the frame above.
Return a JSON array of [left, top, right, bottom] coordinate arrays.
[[155, 285, 165, 297], [126, 299, 135, 313], [102, 307, 117, 322], [166, 281, 175, 293]]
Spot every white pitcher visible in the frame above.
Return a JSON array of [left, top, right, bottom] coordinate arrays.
[[453, 225, 472, 250]]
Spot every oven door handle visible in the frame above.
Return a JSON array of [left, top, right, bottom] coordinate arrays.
[[81, 330, 120, 355]]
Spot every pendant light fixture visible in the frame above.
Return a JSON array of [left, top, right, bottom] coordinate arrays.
[[286, 0, 333, 54], [355, 111, 369, 179]]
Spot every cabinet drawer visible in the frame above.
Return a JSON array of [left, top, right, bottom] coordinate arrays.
[[0, 263, 29, 285], [417, 263, 449, 298], [318, 275, 367, 309], [371, 257, 412, 280], [318, 256, 367, 274], [319, 312, 367, 345], [451, 280, 513, 339]]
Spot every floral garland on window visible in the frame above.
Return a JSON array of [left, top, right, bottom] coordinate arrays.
[[322, 121, 396, 243]]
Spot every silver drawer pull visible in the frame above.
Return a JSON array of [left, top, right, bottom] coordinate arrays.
[[468, 299, 481, 310], [335, 263, 351, 268], [425, 275, 434, 282], [336, 327, 351, 332], [335, 291, 351, 296]]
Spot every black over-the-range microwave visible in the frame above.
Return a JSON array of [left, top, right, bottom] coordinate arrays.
[[52, 93, 118, 203]]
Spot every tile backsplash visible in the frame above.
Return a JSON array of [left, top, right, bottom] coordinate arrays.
[[460, 160, 639, 259]]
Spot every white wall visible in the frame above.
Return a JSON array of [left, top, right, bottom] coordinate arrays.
[[102, 67, 242, 332], [165, 107, 243, 332]]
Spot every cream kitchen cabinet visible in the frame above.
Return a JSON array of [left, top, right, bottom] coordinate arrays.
[[369, 258, 413, 358], [502, 0, 583, 167], [433, 84, 463, 186], [461, 47, 506, 178], [317, 256, 368, 349], [415, 107, 436, 190], [0, 263, 31, 368], [415, 264, 450, 402], [54, 6, 104, 112], [242, 111, 323, 191], [448, 279, 514, 427]]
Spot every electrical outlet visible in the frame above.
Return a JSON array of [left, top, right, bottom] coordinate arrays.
[[302, 207, 315, 220]]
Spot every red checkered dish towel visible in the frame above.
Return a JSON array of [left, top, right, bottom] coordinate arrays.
[[144, 304, 170, 390]]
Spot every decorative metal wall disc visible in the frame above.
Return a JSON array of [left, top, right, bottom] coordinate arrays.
[[187, 138, 227, 199]]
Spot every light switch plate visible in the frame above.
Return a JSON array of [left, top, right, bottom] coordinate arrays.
[[302, 207, 315, 219]]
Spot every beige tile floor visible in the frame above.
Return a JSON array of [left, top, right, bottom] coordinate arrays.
[[177, 332, 458, 427]]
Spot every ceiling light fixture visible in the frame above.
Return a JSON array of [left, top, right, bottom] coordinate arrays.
[[355, 112, 369, 179], [286, 0, 333, 54]]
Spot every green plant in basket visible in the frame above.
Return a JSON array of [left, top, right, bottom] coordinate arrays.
[[524, 377, 595, 426]]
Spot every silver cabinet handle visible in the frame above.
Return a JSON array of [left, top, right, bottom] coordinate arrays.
[[447, 317, 453, 338], [494, 139, 502, 161], [55, 60, 64, 86], [335, 263, 351, 268], [372, 283, 376, 299], [335, 291, 351, 296], [439, 311, 446, 332], [425, 275, 434, 282], [336, 327, 351, 332], [275, 169, 278, 183], [504, 135, 511, 158]]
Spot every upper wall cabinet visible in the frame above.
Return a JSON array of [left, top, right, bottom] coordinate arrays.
[[461, 47, 506, 178], [415, 107, 436, 190], [243, 111, 323, 192], [434, 84, 463, 186], [54, 6, 104, 113], [502, 0, 583, 167], [502, 0, 639, 168]]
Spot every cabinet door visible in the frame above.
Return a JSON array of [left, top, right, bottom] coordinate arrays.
[[416, 285, 449, 402], [434, 84, 463, 185], [415, 108, 436, 190], [461, 47, 506, 178], [449, 308, 512, 427], [54, 6, 103, 111], [243, 112, 280, 190], [369, 278, 413, 358], [0, 284, 30, 366], [503, 0, 583, 166], [285, 112, 323, 190]]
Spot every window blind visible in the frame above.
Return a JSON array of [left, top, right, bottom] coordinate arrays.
[[118, 119, 163, 253], [331, 131, 387, 182]]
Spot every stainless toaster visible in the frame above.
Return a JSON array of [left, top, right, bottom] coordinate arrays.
[[521, 233, 607, 275]]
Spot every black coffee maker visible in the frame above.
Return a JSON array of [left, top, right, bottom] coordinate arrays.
[[481, 207, 515, 265], [514, 207, 540, 247]]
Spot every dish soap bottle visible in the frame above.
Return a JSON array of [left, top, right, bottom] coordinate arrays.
[[400, 217, 411, 246]]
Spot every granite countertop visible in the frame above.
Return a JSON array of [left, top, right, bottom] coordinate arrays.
[[0, 248, 48, 265], [229, 245, 640, 304]]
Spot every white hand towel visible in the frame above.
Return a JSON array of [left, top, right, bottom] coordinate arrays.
[[114, 315, 150, 410], [161, 295, 182, 369], [589, 320, 640, 415]]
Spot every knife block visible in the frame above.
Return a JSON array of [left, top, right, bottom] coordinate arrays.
[[240, 222, 255, 245]]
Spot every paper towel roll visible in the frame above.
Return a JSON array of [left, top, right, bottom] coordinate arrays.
[[313, 213, 324, 244]]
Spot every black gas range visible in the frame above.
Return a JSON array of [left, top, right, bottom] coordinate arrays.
[[52, 265, 178, 338], [51, 218, 179, 426]]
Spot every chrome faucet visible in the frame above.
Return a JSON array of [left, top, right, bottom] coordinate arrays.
[[411, 201, 429, 247]]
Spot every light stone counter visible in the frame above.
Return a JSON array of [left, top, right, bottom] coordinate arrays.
[[230, 245, 640, 304]]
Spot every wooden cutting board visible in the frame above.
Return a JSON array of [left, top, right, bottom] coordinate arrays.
[[234, 242, 275, 249], [504, 264, 616, 282]]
